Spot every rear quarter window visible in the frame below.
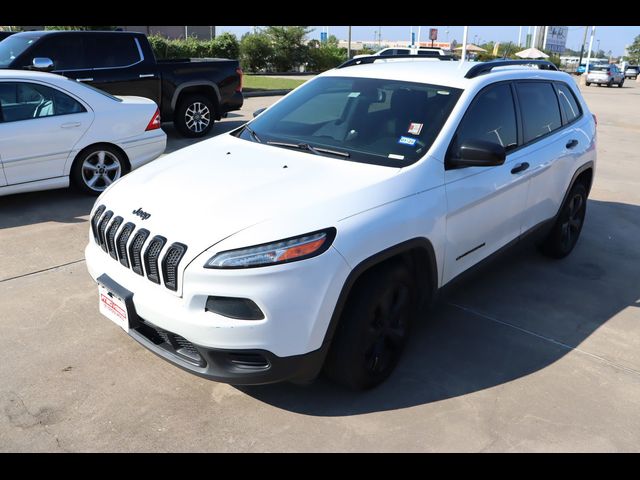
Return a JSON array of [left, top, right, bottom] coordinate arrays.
[[555, 83, 582, 124], [515, 82, 562, 144]]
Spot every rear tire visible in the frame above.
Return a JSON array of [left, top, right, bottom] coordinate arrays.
[[539, 183, 587, 259], [175, 94, 215, 138], [585, 82, 591, 86], [71, 144, 128, 196], [324, 261, 417, 390], [619, 79, 625, 87]]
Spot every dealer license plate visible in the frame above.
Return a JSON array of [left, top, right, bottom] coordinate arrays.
[[99, 284, 129, 332]]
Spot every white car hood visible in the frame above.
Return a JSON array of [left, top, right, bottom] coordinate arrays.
[[98, 134, 400, 263]]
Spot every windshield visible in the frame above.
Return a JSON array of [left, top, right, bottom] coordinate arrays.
[[0, 35, 40, 68], [236, 76, 462, 167]]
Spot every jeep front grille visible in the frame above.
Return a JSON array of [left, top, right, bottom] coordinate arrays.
[[91, 205, 188, 291]]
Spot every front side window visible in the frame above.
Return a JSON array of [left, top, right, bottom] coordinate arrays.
[[555, 83, 582, 124], [453, 82, 517, 151], [0, 34, 41, 68], [28, 36, 86, 70], [516, 82, 562, 143], [236, 76, 463, 167], [0, 82, 86, 123]]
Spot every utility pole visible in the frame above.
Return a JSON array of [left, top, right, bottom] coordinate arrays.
[[532, 26, 538, 49], [543, 26, 549, 51], [518, 26, 522, 47], [578, 26, 588, 66], [586, 26, 596, 74], [348, 26, 352, 59], [460, 26, 469, 64], [378, 26, 382, 46]]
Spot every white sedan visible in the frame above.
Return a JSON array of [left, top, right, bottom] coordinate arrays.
[[0, 70, 166, 196]]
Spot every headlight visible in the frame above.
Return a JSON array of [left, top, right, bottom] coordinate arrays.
[[205, 228, 336, 269]]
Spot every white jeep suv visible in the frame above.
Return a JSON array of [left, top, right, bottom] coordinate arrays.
[[85, 59, 596, 390]]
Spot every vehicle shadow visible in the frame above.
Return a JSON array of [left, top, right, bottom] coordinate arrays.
[[237, 199, 640, 416], [0, 188, 95, 230]]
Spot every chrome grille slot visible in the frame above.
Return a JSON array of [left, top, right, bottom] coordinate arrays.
[[129, 229, 150, 276], [91, 205, 106, 244], [116, 222, 135, 268], [96, 210, 113, 251], [161, 243, 188, 291], [143, 235, 167, 284], [105, 216, 123, 260]]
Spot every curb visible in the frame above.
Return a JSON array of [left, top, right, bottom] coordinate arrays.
[[243, 89, 292, 98]]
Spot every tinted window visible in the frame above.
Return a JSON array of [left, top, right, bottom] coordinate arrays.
[[555, 83, 582, 124], [379, 49, 394, 56], [395, 49, 410, 55], [0, 82, 86, 123], [238, 76, 462, 167], [516, 82, 562, 143], [0, 34, 41, 67], [85, 35, 141, 68], [28, 35, 86, 70], [454, 83, 517, 151]]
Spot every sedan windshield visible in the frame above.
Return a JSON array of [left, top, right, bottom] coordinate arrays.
[[236, 76, 462, 167], [0, 35, 40, 68]]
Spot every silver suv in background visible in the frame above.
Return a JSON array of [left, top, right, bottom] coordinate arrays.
[[586, 64, 625, 87], [624, 65, 638, 80]]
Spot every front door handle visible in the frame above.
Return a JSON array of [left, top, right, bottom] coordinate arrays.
[[511, 162, 530, 174], [566, 139, 579, 149], [61, 122, 81, 129], [76, 78, 93, 82]]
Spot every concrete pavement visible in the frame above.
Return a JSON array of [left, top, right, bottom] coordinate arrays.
[[1, 83, 639, 452]]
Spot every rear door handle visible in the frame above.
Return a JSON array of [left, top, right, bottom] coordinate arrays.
[[76, 78, 93, 82], [511, 162, 530, 174], [139, 74, 155, 78], [61, 122, 81, 129], [566, 139, 579, 149]]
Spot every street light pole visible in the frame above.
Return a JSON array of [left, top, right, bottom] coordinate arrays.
[[518, 26, 522, 47], [348, 26, 352, 59], [578, 26, 588, 67], [586, 26, 596, 74], [460, 26, 469, 64]]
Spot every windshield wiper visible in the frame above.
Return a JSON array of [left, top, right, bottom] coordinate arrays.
[[243, 124, 262, 143], [266, 141, 350, 158]]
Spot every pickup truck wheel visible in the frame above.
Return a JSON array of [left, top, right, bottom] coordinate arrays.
[[539, 183, 587, 259], [71, 145, 127, 196], [324, 261, 417, 390], [175, 95, 214, 138]]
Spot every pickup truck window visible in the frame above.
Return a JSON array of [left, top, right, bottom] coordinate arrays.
[[0, 35, 39, 68], [85, 35, 142, 68], [240, 76, 462, 167], [28, 36, 86, 70]]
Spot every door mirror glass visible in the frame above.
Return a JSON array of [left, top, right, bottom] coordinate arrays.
[[32, 57, 54, 71]]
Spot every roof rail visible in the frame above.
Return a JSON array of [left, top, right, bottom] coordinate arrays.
[[337, 54, 456, 69], [464, 60, 558, 79]]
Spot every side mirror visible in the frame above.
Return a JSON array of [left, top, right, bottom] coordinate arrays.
[[31, 57, 54, 71], [447, 139, 506, 169], [253, 107, 267, 118]]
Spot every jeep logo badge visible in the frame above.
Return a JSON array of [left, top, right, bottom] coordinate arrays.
[[132, 208, 151, 220]]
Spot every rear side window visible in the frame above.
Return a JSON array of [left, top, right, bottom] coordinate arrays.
[[516, 82, 562, 143], [454, 83, 518, 151], [85, 35, 141, 68], [0, 81, 86, 123], [555, 83, 582, 124]]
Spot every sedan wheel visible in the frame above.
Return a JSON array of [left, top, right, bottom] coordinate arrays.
[[71, 145, 127, 196]]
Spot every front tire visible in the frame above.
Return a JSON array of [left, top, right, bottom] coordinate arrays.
[[618, 79, 625, 87], [585, 82, 591, 86], [539, 183, 587, 259], [175, 94, 215, 138], [71, 145, 127, 196], [324, 261, 417, 390]]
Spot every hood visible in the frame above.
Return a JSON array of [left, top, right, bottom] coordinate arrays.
[[98, 134, 399, 266]]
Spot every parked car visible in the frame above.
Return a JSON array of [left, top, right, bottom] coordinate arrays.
[[354, 46, 451, 59], [624, 65, 639, 79], [585, 64, 625, 87], [0, 30, 243, 137], [85, 59, 595, 390], [0, 70, 166, 197], [0, 31, 17, 41]]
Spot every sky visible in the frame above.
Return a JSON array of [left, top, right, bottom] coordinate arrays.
[[217, 26, 639, 57]]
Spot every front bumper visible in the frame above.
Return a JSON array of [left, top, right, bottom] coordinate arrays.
[[85, 237, 351, 383]]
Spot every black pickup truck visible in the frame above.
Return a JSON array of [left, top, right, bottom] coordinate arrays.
[[0, 30, 243, 137]]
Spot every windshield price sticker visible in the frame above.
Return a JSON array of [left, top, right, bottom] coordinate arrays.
[[408, 123, 423, 135]]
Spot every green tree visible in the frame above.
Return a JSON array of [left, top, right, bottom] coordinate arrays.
[[211, 32, 240, 59], [264, 26, 311, 72], [240, 32, 274, 72], [307, 35, 347, 71], [626, 35, 640, 64], [45, 26, 116, 31]]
